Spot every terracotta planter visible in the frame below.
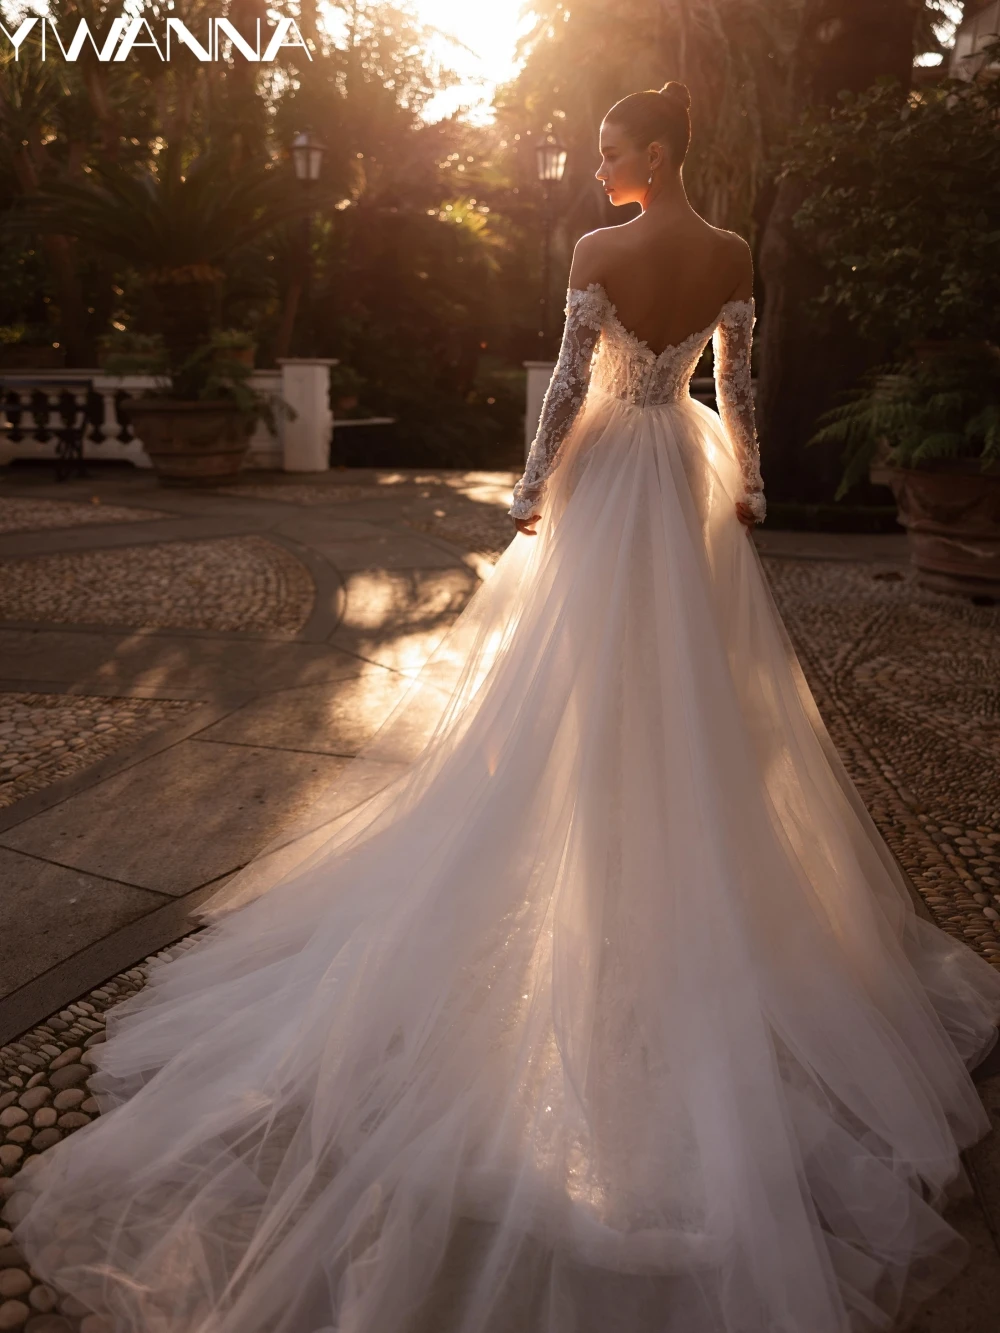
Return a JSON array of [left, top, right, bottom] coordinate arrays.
[[879, 461, 1000, 599], [121, 398, 256, 486]]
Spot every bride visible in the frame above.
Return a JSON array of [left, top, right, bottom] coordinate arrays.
[[6, 81, 1000, 1333]]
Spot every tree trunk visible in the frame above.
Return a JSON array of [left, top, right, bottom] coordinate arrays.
[[757, 0, 919, 502]]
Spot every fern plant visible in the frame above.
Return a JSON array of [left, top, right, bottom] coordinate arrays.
[[808, 345, 1000, 500]]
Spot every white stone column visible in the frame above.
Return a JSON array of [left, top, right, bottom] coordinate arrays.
[[523, 360, 556, 460], [277, 358, 338, 472]]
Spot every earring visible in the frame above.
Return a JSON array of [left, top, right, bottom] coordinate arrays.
[[647, 173, 653, 185]]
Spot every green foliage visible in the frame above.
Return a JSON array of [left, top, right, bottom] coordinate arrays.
[[808, 345, 1000, 498], [102, 330, 294, 430], [18, 149, 325, 275], [501, 0, 801, 239], [779, 53, 1000, 349], [99, 329, 169, 374], [210, 328, 256, 351]]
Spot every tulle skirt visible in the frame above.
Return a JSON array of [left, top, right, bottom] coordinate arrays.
[[6, 386, 1000, 1333]]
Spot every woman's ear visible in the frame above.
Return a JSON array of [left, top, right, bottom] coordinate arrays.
[[648, 140, 667, 174]]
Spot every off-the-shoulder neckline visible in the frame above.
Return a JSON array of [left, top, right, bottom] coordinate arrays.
[[568, 281, 753, 362]]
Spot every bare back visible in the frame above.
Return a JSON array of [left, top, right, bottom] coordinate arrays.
[[569, 211, 751, 356]]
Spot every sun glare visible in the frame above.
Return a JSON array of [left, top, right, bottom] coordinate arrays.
[[320, 0, 530, 123]]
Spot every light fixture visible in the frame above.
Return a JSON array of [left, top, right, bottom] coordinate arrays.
[[291, 129, 326, 183], [535, 135, 567, 184]]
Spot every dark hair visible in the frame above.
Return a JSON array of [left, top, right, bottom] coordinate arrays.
[[604, 81, 692, 167]]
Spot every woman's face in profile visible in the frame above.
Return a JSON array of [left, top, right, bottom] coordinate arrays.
[[595, 120, 658, 207]]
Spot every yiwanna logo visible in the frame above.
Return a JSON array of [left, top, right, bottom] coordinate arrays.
[[0, 14, 312, 61]]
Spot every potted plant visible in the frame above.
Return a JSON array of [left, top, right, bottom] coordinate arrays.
[[809, 345, 1000, 598], [103, 331, 294, 486], [781, 52, 1000, 592], [211, 328, 257, 369]]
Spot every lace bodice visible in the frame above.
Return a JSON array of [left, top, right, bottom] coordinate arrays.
[[509, 283, 765, 524]]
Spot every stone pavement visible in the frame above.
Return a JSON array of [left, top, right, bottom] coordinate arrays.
[[0, 464, 997, 1332]]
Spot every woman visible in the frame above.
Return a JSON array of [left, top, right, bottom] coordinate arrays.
[[6, 82, 1000, 1333]]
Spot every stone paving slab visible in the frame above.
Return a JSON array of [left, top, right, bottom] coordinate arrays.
[[755, 528, 911, 564], [308, 534, 469, 571], [0, 848, 167, 994], [198, 674, 414, 756], [270, 516, 396, 543], [331, 562, 477, 636], [0, 631, 365, 696], [0, 740, 353, 900]]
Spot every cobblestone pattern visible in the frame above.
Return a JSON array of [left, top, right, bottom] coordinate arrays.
[[0, 537, 315, 636], [0, 937, 204, 1332], [0, 498, 170, 534], [764, 558, 1000, 968], [402, 511, 514, 562], [0, 693, 198, 811]]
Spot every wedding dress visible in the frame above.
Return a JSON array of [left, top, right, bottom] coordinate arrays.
[[6, 283, 1000, 1333]]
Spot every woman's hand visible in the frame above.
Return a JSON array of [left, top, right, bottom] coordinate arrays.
[[513, 513, 541, 537], [735, 501, 758, 531]]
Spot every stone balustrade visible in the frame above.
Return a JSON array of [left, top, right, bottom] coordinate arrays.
[[0, 358, 336, 474]]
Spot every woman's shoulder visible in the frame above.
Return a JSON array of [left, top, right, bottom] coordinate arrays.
[[572, 225, 626, 264], [569, 226, 633, 288], [710, 225, 752, 258], [707, 225, 752, 271]]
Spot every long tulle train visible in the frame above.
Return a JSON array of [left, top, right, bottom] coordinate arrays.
[[7, 386, 1000, 1333]]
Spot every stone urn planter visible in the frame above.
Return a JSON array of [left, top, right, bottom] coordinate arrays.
[[872, 458, 1000, 600], [121, 398, 256, 486]]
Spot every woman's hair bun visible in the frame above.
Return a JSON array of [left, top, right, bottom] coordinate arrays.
[[659, 81, 691, 110]]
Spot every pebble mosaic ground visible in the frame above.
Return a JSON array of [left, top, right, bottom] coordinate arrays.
[[0, 939, 202, 1333], [764, 558, 1000, 970], [0, 694, 199, 811], [0, 499, 170, 535], [0, 536, 315, 636]]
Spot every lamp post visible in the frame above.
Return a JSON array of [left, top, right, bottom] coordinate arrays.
[[285, 128, 326, 357], [534, 133, 567, 356], [291, 129, 326, 185]]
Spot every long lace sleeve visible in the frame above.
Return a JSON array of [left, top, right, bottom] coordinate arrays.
[[509, 286, 605, 520], [712, 298, 765, 523]]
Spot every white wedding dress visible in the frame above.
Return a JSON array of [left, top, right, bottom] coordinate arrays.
[[6, 284, 1000, 1333]]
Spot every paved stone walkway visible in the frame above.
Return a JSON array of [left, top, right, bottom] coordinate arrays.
[[0, 465, 996, 1332]]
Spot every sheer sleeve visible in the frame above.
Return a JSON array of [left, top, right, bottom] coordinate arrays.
[[712, 298, 765, 523], [508, 286, 605, 521]]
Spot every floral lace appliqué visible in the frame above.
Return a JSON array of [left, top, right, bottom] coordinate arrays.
[[508, 287, 605, 521], [712, 300, 765, 523], [509, 284, 766, 525]]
